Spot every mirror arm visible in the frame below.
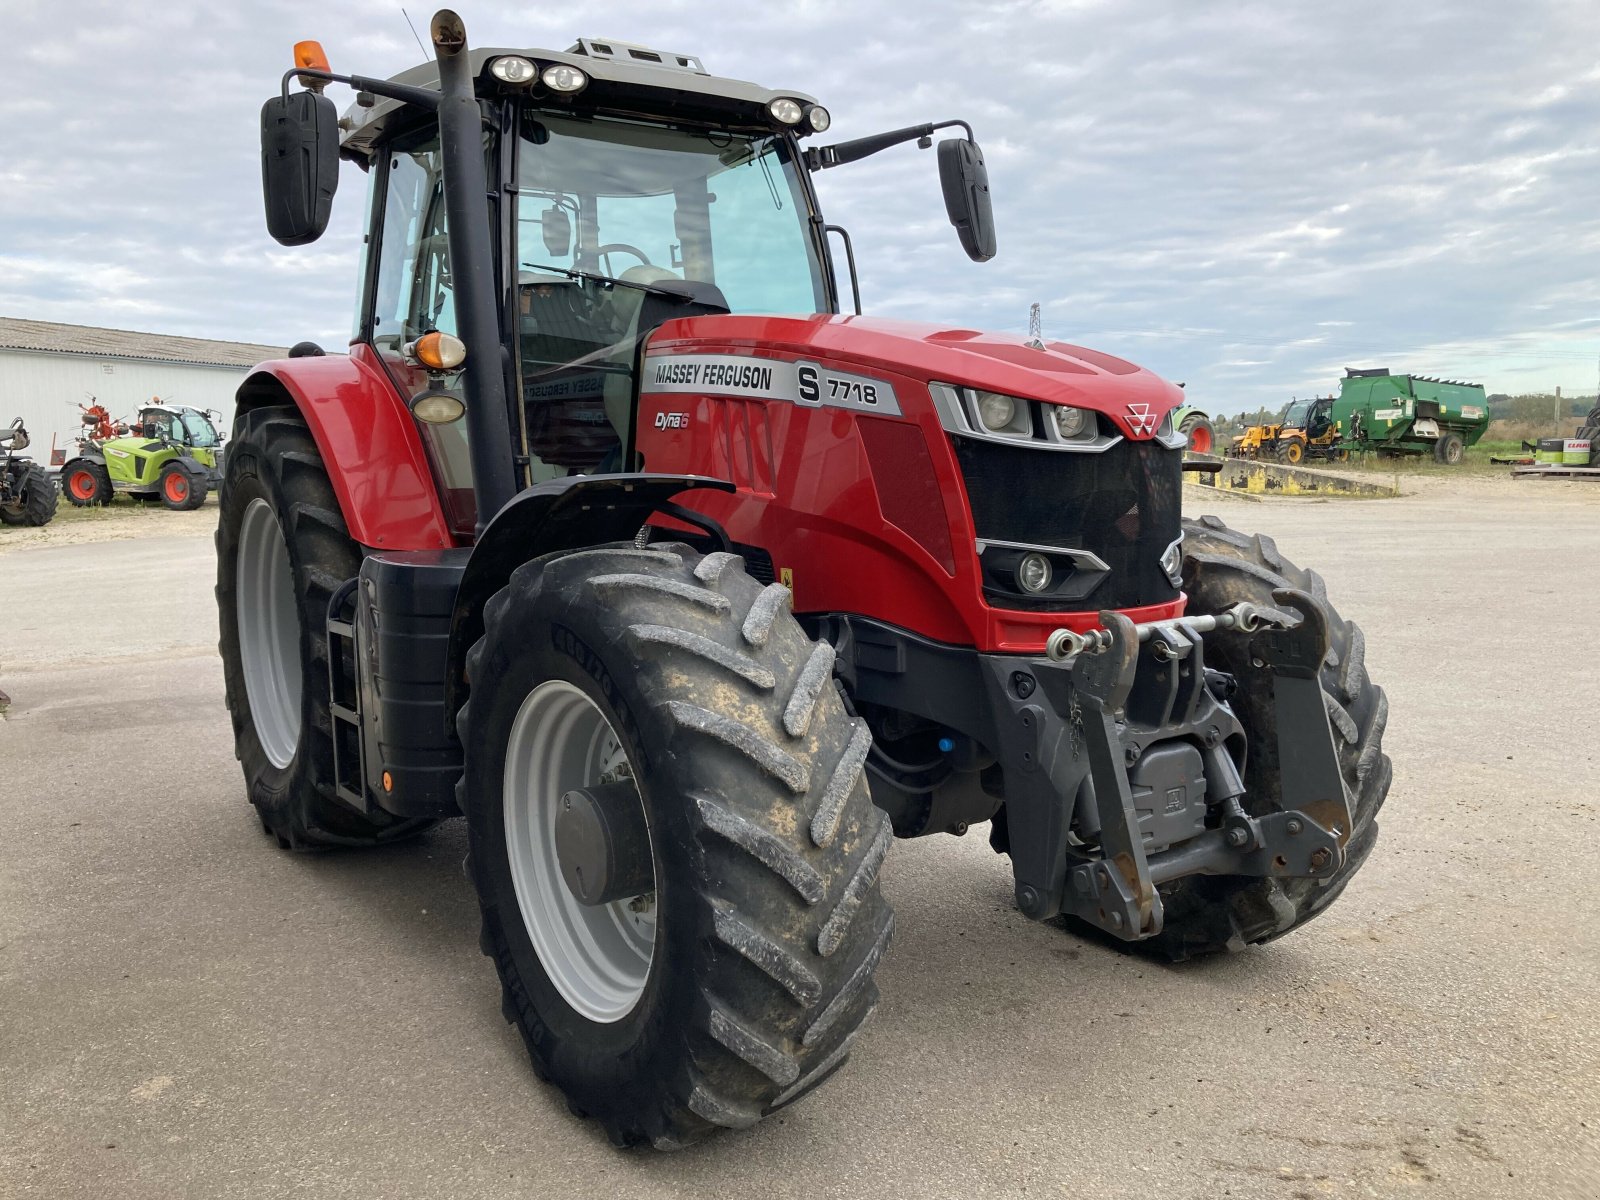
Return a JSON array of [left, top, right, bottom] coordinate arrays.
[[806, 118, 975, 171], [279, 68, 440, 111]]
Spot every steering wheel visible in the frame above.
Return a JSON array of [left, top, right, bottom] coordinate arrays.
[[596, 243, 652, 275]]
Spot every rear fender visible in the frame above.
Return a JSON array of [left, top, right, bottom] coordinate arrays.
[[233, 344, 453, 551], [444, 472, 734, 732]]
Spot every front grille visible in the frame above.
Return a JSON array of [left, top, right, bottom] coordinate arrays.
[[954, 436, 1182, 611]]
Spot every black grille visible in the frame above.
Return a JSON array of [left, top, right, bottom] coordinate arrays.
[[954, 436, 1182, 611]]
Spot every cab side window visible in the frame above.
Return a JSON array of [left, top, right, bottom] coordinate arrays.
[[372, 136, 456, 353]]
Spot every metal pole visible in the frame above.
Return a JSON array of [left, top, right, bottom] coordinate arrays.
[[432, 9, 516, 534]]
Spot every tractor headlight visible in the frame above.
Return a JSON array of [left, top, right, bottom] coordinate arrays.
[[806, 105, 831, 132], [490, 56, 538, 85], [1017, 553, 1053, 594], [541, 64, 589, 93], [1053, 405, 1091, 438], [974, 390, 1018, 432], [768, 98, 805, 125], [410, 391, 466, 425]]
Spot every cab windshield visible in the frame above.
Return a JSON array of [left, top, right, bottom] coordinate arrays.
[[179, 410, 219, 447], [513, 111, 828, 475], [1282, 400, 1313, 428]]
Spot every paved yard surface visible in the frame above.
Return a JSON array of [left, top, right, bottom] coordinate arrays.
[[1, 476, 1595, 1199]]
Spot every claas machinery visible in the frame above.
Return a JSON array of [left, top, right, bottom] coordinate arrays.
[[61, 401, 222, 510], [222, 12, 1391, 1149]]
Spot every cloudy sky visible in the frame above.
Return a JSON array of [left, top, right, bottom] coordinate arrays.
[[3, 0, 1597, 414]]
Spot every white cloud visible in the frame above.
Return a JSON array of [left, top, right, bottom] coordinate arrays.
[[1, 0, 1596, 409]]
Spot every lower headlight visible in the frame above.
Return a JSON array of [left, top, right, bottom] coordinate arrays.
[[1053, 405, 1091, 438], [410, 391, 466, 425], [1017, 552, 1053, 594], [975, 391, 1017, 431]]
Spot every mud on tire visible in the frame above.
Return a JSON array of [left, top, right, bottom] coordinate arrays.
[[459, 543, 895, 1149], [216, 406, 432, 848], [1133, 515, 1392, 961]]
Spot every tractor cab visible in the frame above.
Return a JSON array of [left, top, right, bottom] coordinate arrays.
[[263, 32, 992, 533], [1282, 396, 1335, 441], [136, 403, 223, 451]]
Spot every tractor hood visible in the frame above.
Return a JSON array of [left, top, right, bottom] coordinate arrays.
[[647, 313, 1185, 440]]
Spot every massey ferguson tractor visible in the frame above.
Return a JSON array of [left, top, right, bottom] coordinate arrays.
[[223, 12, 1391, 1149]]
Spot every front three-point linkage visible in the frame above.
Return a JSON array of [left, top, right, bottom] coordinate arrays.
[[1052, 591, 1354, 942]]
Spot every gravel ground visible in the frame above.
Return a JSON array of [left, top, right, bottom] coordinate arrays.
[[1, 475, 1595, 1199]]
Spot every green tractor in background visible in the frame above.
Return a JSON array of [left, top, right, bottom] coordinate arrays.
[[61, 403, 223, 511]]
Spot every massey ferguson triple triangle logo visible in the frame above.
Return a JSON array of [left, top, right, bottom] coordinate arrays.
[[1125, 403, 1159, 435]]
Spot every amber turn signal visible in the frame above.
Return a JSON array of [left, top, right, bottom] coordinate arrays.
[[413, 331, 467, 371], [294, 40, 331, 72]]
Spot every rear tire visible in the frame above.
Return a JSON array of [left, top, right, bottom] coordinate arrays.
[[63, 460, 111, 507], [1128, 515, 1391, 961], [460, 543, 894, 1148], [216, 407, 432, 848], [0, 463, 57, 526], [159, 462, 207, 510]]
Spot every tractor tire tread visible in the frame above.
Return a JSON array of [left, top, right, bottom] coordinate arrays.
[[462, 543, 892, 1149]]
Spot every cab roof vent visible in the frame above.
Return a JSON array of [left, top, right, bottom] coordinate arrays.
[[568, 38, 707, 74]]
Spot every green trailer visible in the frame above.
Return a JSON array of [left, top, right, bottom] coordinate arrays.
[[1334, 368, 1488, 464]]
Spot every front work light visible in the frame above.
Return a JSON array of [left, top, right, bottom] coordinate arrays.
[[411, 391, 466, 425], [768, 98, 804, 125], [542, 64, 589, 93], [491, 56, 538, 85], [1017, 553, 1053, 594], [806, 105, 832, 132]]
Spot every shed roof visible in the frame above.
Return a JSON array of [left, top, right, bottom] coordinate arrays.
[[0, 317, 285, 369]]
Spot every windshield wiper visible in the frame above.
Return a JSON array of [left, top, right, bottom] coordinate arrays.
[[520, 263, 688, 300]]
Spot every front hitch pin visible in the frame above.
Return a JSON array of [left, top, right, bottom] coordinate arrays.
[[1044, 601, 1290, 662]]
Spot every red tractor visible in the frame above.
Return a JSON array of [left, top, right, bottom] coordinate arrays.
[[223, 13, 1390, 1149]]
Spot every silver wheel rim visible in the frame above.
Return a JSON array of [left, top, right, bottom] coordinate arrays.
[[503, 680, 656, 1023], [237, 497, 302, 770]]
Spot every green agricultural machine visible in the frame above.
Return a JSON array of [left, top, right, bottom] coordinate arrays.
[[61, 403, 223, 510], [1336, 368, 1488, 463]]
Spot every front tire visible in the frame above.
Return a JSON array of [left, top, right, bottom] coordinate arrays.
[[1132, 515, 1392, 961], [460, 543, 894, 1148], [159, 462, 207, 510], [216, 407, 430, 848], [62, 460, 111, 507]]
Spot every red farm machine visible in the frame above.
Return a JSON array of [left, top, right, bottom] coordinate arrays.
[[222, 12, 1391, 1149]]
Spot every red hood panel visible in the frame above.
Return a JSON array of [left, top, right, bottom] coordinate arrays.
[[649, 313, 1184, 438]]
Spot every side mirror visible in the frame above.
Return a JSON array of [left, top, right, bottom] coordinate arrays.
[[260, 90, 340, 246], [541, 207, 572, 257], [937, 139, 996, 263]]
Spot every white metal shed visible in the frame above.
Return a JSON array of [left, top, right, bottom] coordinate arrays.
[[0, 318, 285, 464]]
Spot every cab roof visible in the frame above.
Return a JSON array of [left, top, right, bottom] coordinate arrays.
[[339, 43, 820, 160]]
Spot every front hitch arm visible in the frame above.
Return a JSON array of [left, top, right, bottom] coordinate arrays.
[[1050, 589, 1354, 942]]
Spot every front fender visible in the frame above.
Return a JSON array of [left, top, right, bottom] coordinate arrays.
[[444, 472, 734, 730], [235, 344, 452, 551]]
